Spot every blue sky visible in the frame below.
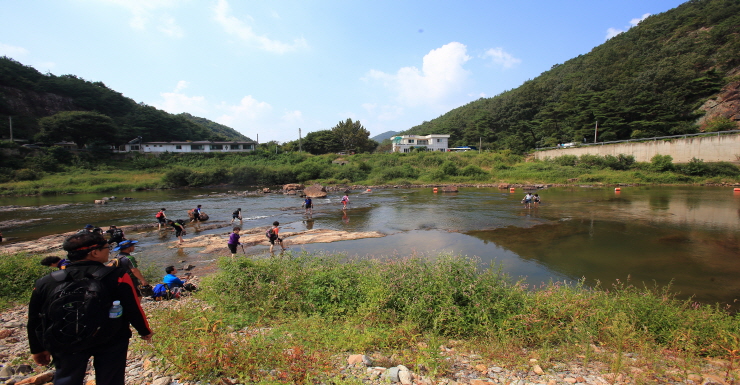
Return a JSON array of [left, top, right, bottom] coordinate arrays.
[[1, 0, 686, 143]]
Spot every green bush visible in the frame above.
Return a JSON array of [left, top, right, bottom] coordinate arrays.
[[0, 253, 50, 309], [650, 154, 674, 172], [676, 158, 708, 176], [441, 161, 458, 176], [458, 164, 488, 178], [14, 168, 40, 181], [162, 167, 193, 187], [552, 155, 578, 167]]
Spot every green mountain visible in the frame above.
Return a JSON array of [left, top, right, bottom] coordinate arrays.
[[403, 0, 740, 153], [0, 57, 248, 144], [178, 113, 251, 141], [371, 130, 400, 142]]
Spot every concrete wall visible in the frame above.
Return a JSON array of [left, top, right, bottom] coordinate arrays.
[[534, 134, 740, 163]]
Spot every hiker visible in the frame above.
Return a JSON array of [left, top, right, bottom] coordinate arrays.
[[190, 205, 202, 223], [522, 192, 533, 209], [77, 224, 95, 234], [227, 227, 241, 257], [40, 256, 71, 269], [155, 208, 167, 230], [533, 194, 541, 208], [341, 194, 350, 210], [110, 240, 149, 298], [105, 225, 126, 245], [303, 197, 313, 215], [267, 221, 286, 255], [27, 232, 152, 385], [163, 266, 196, 297], [231, 208, 242, 224], [168, 219, 186, 244]]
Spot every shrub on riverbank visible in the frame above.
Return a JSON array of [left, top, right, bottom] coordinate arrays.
[[139, 252, 740, 383], [2, 151, 739, 195], [0, 253, 50, 309]]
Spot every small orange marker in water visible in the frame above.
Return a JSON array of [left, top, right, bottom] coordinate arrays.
[[615, 187, 621, 192], [433, 188, 438, 193], [734, 188, 740, 192], [510, 188, 515, 193]]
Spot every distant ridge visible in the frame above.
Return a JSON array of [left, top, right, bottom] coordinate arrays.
[[0, 56, 247, 144], [371, 130, 400, 142], [178, 113, 251, 141]]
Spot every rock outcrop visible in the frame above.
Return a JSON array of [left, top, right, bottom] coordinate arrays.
[[303, 184, 328, 198], [697, 79, 740, 130]]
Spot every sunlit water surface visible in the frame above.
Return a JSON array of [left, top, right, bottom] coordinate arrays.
[[1, 186, 739, 309]]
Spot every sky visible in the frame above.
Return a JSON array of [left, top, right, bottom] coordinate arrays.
[[0, 0, 687, 143]]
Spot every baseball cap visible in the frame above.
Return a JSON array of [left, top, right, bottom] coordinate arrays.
[[113, 239, 139, 251]]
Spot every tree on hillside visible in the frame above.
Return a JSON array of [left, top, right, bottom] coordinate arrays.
[[331, 118, 376, 153], [36, 111, 116, 149], [301, 130, 342, 155]]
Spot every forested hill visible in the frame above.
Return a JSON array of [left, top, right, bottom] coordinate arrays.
[[403, 0, 740, 153], [0, 57, 248, 145]]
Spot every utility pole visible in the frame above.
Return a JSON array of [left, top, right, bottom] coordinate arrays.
[[9, 116, 13, 142], [594, 121, 598, 143], [299, 128, 302, 153], [479, 137, 482, 153]]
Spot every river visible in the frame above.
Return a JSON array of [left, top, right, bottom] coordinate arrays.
[[1, 186, 739, 309]]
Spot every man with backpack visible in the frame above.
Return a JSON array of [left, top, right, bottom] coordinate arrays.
[[105, 225, 126, 245], [27, 232, 152, 385], [231, 208, 242, 224], [155, 208, 167, 230], [266, 221, 286, 255], [168, 219, 186, 244]]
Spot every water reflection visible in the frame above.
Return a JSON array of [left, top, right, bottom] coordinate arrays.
[[1, 186, 739, 308]]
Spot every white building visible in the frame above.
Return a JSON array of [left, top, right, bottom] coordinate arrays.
[[119, 140, 257, 153], [391, 134, 450, 153]]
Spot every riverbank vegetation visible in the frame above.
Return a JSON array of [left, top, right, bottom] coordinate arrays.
[[2, 251, 738, 383], [1, 148, 739, 195]]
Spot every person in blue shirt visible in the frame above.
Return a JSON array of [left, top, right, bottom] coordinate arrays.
[[163, 266, 187, 288], [163, 266, 196, 297]]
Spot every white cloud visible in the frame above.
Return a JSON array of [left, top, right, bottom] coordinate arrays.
[[365, 42, 471, 107], [0, 43, 30, 58], [212, 0, 307, 54], [216, 95, 273, 126], [482, 47, 521, 69], [100, 0, 183, 37], [631, 13, 651, 27], [158, 15, 185, 38], [606, 13, 651, 40], [281, 110, 303, 124], [152, 81, 209, 114]]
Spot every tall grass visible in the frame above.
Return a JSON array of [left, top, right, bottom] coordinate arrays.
[[136, 252, 740, 383], [0, 253, 52, 309]]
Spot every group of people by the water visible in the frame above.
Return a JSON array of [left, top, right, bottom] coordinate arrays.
[[522, 192, 541, 209], [18, 189, 364, 385]]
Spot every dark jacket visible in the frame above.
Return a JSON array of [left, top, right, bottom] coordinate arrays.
[[27, 260, 151, 354]]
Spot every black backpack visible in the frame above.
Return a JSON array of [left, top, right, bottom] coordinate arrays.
[[38, 267, 124, 354], [110, 228, 124, 242]]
